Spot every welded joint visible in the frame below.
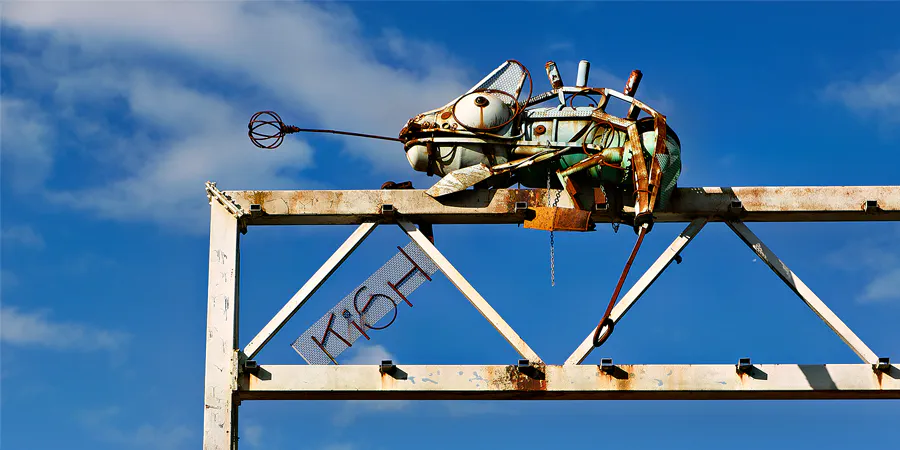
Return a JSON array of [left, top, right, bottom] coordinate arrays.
[[864, 200, 880, 214], [736, 357, 752, 374], [874, 357, 891, 372], [600, 358, 615, 373]]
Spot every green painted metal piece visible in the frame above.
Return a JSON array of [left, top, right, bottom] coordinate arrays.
[[516, 118, 681, 208]]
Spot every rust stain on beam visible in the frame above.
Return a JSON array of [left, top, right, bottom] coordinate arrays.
[[222, 186, 900, 225], [239, 364, 900, 401]]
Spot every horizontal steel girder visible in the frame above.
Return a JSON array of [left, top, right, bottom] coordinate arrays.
[[240, 364, 900, 400], [224, 186, 900, 225]]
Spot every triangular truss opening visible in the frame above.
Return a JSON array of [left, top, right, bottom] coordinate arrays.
[[565, 219, 883, 367], [242, 220, 542, 366]]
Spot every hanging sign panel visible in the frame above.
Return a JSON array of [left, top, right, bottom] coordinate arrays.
[[293, 242, 438, 365]]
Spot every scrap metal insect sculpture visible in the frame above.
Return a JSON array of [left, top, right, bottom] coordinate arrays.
[[249, 59, 682, 348]]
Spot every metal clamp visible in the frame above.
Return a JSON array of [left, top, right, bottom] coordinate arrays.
[[242, 360, 261, 376], [381, 204, 396, 219], [736, 357, 752, 374], [600, 358, 615, 373], [864, 200, 879, 214], [874, 357, 891, 372], [380, 360, 398, 376], [514, 201, 528, 213]]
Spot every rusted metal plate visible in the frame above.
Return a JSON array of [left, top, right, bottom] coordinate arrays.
[[240, 364, 900, 401], [222, 186, 900, 225], [523, 206, 593, 231]]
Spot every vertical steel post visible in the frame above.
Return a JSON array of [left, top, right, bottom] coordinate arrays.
[[203, 202, 241, 450]]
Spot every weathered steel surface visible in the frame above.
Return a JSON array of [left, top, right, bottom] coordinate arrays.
[[240, 363, 900, 400], [224, 186, 900, 225], [523, 206, 593, 231], [203, 203, 240, 450]]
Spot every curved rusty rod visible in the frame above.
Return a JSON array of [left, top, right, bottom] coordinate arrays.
[[592, 223, 648, 347]]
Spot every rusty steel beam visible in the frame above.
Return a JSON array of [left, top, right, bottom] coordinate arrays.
[[240, 363, 900, 400], [224, 186, 900, 225]]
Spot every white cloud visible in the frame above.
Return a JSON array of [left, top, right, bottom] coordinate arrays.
[[343, 343, 394, 365], [1, 270, 20, 290], [825, 226, 900, 304], [322, 444, 356, 450], [859, 267, 900, 304], [241, 423, 263, 448], [78, 406, 193, 450], [823, 56, 900, 124], [0, 306, 130, 350], [1, 1, 470, 231], [0, 98, 55, 190], [443, 401, 519, 417], [1, 225, 46, 250], [333, 344, 410, 426]]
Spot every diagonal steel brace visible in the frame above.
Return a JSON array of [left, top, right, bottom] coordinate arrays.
[[727, 221, 879, 364], [243, 222, 379, 359], [398, 220, 543, 364]]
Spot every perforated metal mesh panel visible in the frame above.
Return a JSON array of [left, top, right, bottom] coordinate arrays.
[[293, 242, 439, 365], [526, 108, 595, 119], [470, 61, 527, 102], [655, 136, 681, 209]]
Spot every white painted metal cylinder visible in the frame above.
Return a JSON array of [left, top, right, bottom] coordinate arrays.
[[576, 60, 590, 87]]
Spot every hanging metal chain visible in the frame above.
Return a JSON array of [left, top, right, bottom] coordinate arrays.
[[547, 171, 561, 286]]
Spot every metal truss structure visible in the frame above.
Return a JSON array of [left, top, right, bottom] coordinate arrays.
[[204, 183, 900, 449]]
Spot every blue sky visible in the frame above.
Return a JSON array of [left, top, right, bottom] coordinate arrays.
[[2, 1, 899, 449]]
